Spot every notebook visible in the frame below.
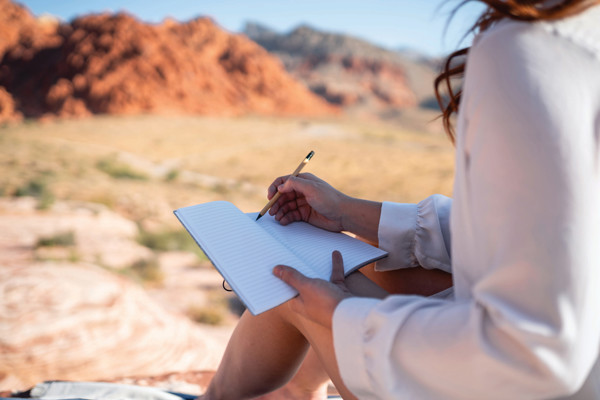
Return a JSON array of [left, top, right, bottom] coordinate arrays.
[[174, 201, 388, 315]]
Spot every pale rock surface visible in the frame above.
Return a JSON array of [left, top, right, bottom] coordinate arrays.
[[0, 197, 151, 268], [0, 198, 235, 392], [0, 262, 232, 391]]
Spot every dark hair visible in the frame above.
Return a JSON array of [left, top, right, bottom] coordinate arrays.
[[435, 0, 600, 143]]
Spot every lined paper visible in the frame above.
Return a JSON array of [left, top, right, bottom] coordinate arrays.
[[253, 212, 387, 278], [175, 201, 387, 315], [175, 202, 307, 314]]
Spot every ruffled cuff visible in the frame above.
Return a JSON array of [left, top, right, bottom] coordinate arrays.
[[376, 202, 419, 271], [414, 195, 452, 273], [376, 195, 452, 273]]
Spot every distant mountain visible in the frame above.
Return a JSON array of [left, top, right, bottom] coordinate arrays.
[[0, 0, 336, 123], [243, 22, 442, 117]]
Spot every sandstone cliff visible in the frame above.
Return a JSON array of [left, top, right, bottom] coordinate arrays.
[[0, 0, 337, 123], [244, 23, 441, 118]]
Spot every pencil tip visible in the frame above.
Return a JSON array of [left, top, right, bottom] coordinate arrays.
[[255, 214, 262, 221]]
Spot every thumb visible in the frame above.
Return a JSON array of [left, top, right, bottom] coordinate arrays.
[[330, 251, 345, 284], [273, 265, 310, 290]]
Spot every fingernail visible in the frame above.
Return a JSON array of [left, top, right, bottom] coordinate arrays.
[[273, 266, 282, 277]]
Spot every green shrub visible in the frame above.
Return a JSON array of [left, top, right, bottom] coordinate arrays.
[[187, 305, 225, 326], [130, 257, 164, 285], [14, 177, 55, 209], [36, 191, 55, 210], [35, 247, 81, 263], [165, 169, 179, 182], [137, 228, 207, 259], [37, 231, 76, 247], [15, 177, 46, 197], [97, 156, 148, 180]]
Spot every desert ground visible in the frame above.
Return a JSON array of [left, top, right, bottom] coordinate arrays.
[[0, 112, 454, 212], [0, 112, 454, 393]]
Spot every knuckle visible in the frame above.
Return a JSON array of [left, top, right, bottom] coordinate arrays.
[[292, 209, 302, 221], [283, 266, 295, 278]]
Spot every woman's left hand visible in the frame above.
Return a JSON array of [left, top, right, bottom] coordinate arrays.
[[273, 251, 353, 329]]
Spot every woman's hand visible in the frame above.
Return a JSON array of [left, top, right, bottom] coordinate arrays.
[[268, 173, 348, 232], [266, 173, 382, 242], [273, 251, 353, 330]]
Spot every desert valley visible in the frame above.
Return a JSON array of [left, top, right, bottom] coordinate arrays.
[[0, 0, 455, 394]]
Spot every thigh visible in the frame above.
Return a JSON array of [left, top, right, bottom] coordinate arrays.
[[353, 235, 453, 297], [360, 263, 453, 296]]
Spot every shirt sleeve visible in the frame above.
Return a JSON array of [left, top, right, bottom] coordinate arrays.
[[376, 194, 452, 273], [333, 20, 600, 400]]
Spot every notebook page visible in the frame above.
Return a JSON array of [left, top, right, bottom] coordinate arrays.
[[251, 212, 387, 280], [175, 201, 309, 315]]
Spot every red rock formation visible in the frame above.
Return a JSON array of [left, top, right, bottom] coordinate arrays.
[[300, 54, 417, 108], [0, 0, 59, 122], [0, 1, 337, 120], [244, 23, 441, 119], [0, 86, 22, 123], [0, 0, 39, 55]]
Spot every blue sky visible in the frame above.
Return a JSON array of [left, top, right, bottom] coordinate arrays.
[[18, 0, 486, 57]]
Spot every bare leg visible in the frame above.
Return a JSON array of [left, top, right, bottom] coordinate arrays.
[[200, 265, 452, 399], [254, 349, 329, 400], [251, 270, 390, 400], [352, 234, 453, 297], [200, 298, 358, 400], [359, 263, 453, 296]]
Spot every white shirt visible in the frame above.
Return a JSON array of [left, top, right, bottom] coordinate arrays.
[[333, 5, 600, 399]]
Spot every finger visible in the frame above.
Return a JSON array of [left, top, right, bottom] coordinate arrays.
[[277, 198, 300, 215], [297, 172, 318, 181], [330, 251, 345, 284], [270, 191, 298, 215], [278, 176, 313, 196], [274, 191, 298, 207], [273, 265, 310, 290], [278, 209, 303, 225], [268, 175, 290, 199], [272, 173, 320, 200], [276, 198, 310, 223]]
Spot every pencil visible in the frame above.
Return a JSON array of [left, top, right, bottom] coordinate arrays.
[[255, 150, 315, 221]]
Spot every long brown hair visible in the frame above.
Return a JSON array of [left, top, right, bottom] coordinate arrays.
[[435, 0, 600, 143]]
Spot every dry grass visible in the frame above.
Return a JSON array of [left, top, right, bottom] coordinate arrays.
[[187, 305, 226, 326], [0, 113, 454, 231], [0, 113, 454, 331]]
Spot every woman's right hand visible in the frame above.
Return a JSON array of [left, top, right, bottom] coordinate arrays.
[[267, 173, 349, 232]]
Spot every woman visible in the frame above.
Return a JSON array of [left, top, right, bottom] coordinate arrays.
[[200, 1, 600, 398]]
